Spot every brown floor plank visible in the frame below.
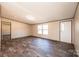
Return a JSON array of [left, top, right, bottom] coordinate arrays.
[[0, 36, 78, 57]]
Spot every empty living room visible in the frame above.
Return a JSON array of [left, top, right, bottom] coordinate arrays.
[[0, 0, 79, 57]]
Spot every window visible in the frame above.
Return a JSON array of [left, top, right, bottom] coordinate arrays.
[[37, 24, 48, 35], [61, 23, 65, 32], [43, 24, 48, 35], [38, 24, 42, 34]]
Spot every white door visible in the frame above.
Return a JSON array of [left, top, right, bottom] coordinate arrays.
[[60, 21, 71, 43]]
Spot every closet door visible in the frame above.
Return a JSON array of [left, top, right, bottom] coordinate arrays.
[[60, 21, 71, 43]]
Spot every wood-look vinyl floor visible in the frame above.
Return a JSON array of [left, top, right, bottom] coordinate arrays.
[[0, 36, 78, 57]]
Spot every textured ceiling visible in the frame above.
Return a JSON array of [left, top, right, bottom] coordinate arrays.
[[1, 2, 78, 24]]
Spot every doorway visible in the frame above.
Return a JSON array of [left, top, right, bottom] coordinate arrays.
[[60, 21, 71, 43], [1, 20, 11, 51]]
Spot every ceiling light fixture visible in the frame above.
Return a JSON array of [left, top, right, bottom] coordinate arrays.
[[26, 15, 35, 20]]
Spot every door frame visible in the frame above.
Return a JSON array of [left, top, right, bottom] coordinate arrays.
[[1, 18, 11, 51]]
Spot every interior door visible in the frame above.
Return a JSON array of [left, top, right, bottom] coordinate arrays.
[[60, 21, 71, 43], [2, 21, 11, 41], [1, 20, 11, 51]]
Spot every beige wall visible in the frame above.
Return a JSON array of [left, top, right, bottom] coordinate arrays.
[[32, 21, 60, 41], [11, 20, 32, 39], [32, 20, 72, 43], [74, 4, 79, 56], [1, 18, 32, 39]]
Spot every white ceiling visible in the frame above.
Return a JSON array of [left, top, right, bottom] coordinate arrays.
[[1, 2, 78, 24]]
